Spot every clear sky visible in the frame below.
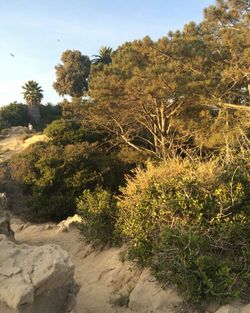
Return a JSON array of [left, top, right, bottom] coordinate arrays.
[[0, 0, 214, 106]]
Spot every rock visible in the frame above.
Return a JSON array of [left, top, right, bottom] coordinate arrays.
[[215, 304, 240, 313], [128, 269, 183, 313], [241, 304, 250, 313], [0, 234, 77, 313], [57, 214, 82, 232], [206, 301, 221, 313], [44, 223, 55, 230]]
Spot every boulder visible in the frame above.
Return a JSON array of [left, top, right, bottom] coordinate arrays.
[[57, 214, 82, 232], [0, 234, 77, 313], [241, 304, 250, 313], [128, 269, 183, 313]]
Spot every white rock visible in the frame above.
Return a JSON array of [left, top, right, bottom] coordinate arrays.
[[241, 304, 250, 313], [57, 214, 82, 232], [0, 234, 77, 313], [128, 269, 183, 313], [215, 304, 240, 313]]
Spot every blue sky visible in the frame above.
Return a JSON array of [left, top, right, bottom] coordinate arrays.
[[0, 0, 214, 106]]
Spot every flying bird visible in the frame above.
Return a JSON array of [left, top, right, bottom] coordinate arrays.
[[57, 39, 60, 42], [9, 53, 15, 57]]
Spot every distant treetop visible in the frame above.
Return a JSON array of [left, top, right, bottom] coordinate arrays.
[[22, 81, 43, 106], [53, 50, 91, 98], [92, 46, 113, 65]]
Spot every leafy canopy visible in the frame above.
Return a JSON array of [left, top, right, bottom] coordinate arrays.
[[22, 81, 43, 106], [92, 46, 113, 65], [53, 50, 91, 98]]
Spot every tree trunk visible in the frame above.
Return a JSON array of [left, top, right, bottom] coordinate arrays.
[[160, 105, 167, 160], [28, 104, 41, 124]]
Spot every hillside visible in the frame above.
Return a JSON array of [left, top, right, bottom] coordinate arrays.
[[0, 127, 184, 313], [0, 127, 249, 313]]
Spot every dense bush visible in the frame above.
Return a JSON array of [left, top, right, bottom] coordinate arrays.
[[0, 102, 28, 130], [45, 119, 85, 145], [116, 157, 250, 303], [0, 102, 62, 131], [77, 187, 118, 243], [10, 141, 102, 220], [44, 119, 135, 190], [27, 192, 75, 221], [44, 119, 113, 145], [10, 127, 133, 220], [152, 224, 250, 303], [40, 103, 61, 128]]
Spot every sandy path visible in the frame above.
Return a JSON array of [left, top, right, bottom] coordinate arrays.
[[11, 219, 141, 313]]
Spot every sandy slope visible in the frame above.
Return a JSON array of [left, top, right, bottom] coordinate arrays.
[[0, 127, 48, 162]]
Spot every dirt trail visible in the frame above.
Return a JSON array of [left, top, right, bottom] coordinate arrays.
[[11, 218, 141, 313]]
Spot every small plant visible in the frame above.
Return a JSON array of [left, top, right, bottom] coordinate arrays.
[[77, 187, 119, 243], [110, 293, 130, 307], [118, 249, 129, 263]]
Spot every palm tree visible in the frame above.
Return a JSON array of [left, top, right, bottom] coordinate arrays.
[[92, 46, 113, 65], [22, 80, 43, 124]]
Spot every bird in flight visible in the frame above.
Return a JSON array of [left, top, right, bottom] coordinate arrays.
[[9, 53, 15, 57], [57, 39, 60, 42]]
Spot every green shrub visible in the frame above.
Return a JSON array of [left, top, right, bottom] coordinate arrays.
[[28, 192, 75, 221], [44, 118, 110, 145], [10, 142, 102, 221], [117, 158, 250, 303], [77, 187, 118, 243], [0, 102, 28, 130], [44, 119, 86, 145], [10, 137, 130, 221], [40, 103, 62, 128], [152, 224, 250, 303]]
